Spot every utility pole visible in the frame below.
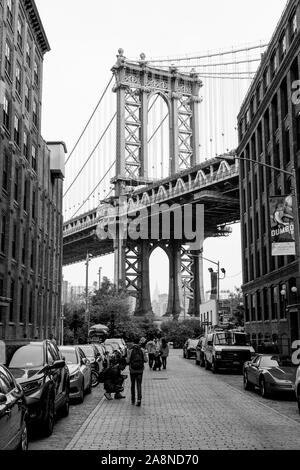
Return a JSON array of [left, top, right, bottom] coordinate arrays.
[[85, 253, 93, 338]]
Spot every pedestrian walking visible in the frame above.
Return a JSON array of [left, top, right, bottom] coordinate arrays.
[[146, 337, 156, 369], [160, 337, 169, 370], [126, 337, 148, 406]]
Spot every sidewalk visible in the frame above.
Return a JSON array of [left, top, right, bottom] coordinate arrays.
[[66, 350, 300, 450]]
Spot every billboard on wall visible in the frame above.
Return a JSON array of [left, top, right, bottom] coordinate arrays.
[[269, 195, 295, 256]]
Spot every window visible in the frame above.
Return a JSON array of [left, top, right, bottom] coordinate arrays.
[[26, 42, 31, 68], [2, 153, 9, 192], [12, 222, 17, 259], [25, 83, 30, 112], [34, 60, 39, 86], [9, 279, 14, 322], [17, 17, 23, 50], [14, 162, 20, 202], [32, 189, 36, 220], [21, 232, 26, 264], [19, 284, 24, 323], [274, 142, 280, 169], [23, 130, 29, 159], [283, 129, 291, 165], [264, 109, 270, 143], [263, 68, 269, 93], [23, 179, 29, 212], [271, 286, 278, 320], [3, 95, 10, 130], [290, 11, 297, 42], [0, 214, 7, 253], [270, 51, 278, 79], [279, 34, 287, 62], [31, 144, 37, 172], [15, 63, 22, 96], [280, 78, 288, 118], [5, 42, 12, 77], [14, 115, 20, 146], [6, 0, 13, 26], [30, 238, 34, 269], [257, 291, 262, 321], [256, 82, 261, 108], [272, 94, 279, 130], [33, 100, 38, 128]]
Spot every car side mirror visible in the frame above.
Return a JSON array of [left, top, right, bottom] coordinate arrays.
[[0, 393, 7, 405], [51, 359, 65, 370]]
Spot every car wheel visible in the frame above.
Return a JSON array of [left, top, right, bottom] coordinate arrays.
[[91, 370, 99, 388], [17, 421, 28, 451], [42, 395, 55, 437], [60, 385, 70, 418], [78, 382, 85, 404], [259, 377, 269, 398], [212, 359, 218, 374], [243, 371, 252, 391]]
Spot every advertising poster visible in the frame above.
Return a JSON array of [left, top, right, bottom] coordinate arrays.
[[269, 195, 295, 256]]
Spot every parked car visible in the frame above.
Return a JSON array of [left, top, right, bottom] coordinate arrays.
[[79, 344, 103, 386], [59, 346, 92, 403], [0, 364, 28, 450], [195, 336, 206, 366], [203, 329, 255, 373], [104, 338, 127, 357], [183, 339, 198, 359], [102, 343, 118, 366], [243, 354, 297, 398], [295, 365, 300, 414], [9, 340, 70, 437]]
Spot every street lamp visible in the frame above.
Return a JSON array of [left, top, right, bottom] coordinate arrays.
[[85, 252, 93, 338], [98, 267, 102, 290]]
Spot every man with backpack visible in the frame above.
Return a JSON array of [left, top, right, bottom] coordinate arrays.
[[126, 337, 148, 406]]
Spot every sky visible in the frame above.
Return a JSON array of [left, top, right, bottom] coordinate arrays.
[[35, 0, 287, 299]]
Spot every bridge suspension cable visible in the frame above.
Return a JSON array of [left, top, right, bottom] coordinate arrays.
[[65, 76, 114, 165], [63, 113, 117, 198], [148, 42, 268, 63]]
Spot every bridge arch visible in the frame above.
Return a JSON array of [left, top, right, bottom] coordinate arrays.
[[147, 93, 170, 180], [149, 245, 170, 317]]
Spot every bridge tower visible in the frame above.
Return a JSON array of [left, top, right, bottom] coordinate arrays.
[[111, 49, 204, 318]]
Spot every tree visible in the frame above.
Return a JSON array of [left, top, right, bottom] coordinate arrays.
[[161, 319, 204, 348], [227, 287, 245, 327], [63, 303, 86, 344]]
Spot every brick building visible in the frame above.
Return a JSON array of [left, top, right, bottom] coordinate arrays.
[[238, 0, 300, 355], [0, 0, 66, 347]]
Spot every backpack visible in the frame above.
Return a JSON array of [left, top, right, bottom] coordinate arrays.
[[130, 346, 144, 371]]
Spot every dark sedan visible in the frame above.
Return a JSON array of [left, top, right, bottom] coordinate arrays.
[[9, 341, 70, 437], [0, 364, 28, 450], [243, 354, 297, 398]]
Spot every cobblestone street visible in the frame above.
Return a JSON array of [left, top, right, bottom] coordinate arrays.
[[29, 350, 300, 450]]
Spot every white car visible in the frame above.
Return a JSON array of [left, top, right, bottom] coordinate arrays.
[[295, 365, 300, 414], [104, 338, 127, 356]]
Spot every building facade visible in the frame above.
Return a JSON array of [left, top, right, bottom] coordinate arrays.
[[238, 0, 300, 355], [0, 0, 66, 346]]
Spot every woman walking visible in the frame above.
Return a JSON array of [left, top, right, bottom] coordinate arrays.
[[160, 338, 169, 370]]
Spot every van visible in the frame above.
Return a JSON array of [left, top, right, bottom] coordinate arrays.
[[203, 330, 255, 373]]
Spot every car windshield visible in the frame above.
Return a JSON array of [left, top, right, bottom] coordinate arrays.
[[61, 349, 78, 365], [214, 332, 250, 346], [9, 345, 44, 369], [260, 356, 280, 368], [188, 340, 198, 348], [80, 346, 94, 357]]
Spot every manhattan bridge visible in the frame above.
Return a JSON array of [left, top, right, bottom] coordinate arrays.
[[62, 42, 267, 317]]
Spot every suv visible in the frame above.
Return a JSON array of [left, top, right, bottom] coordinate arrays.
[[203, 330, 255, 373], [9, 340, 70, 436]]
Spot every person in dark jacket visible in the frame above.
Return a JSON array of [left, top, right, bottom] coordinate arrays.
[[126, 337, 148, 406], [103, 357, 127, 400]]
